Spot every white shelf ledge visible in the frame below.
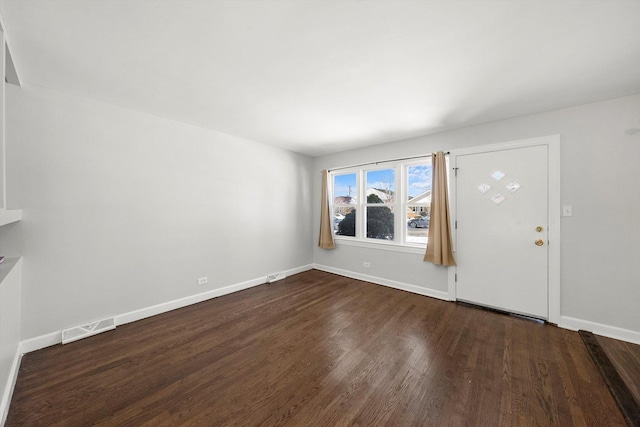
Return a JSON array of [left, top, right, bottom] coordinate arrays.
[[0, 209, 21, 227], [0, 256, 20, 284]]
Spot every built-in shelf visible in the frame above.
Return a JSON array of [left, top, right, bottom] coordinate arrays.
[[0, 209, 21, 227], [0, 256, 20, 284]]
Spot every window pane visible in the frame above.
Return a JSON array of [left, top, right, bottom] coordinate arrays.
[[333, 172, 356, 237], [366, 169, 395, 204], [406, 164, 431, 245], [366, 206, 394, 240], [333, 206, 355, 236], [406, 210, 428, 244], [407, 164, 432, 202], [333, 173, 356, 205]]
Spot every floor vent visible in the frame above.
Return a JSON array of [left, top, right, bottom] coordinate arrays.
[[62, 317, 116, 344], [266, 271, 286, 283]]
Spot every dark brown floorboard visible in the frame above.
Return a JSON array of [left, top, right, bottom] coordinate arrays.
[[7, 270, 627, 426], [597, 335, 640, 407], [595, 333, 640, 426]]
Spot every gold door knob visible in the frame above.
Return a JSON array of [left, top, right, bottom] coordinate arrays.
[[535, 239, 544, 246], [536, 226, 544, 232]]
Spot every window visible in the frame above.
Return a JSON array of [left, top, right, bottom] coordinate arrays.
[[331, 157, 433, 249], [404, 163, 432, 245], [365, 168, 395, 240], [332, 172, 357, 237]]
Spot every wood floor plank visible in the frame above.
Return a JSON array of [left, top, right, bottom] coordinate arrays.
[[6, 270, 628, 426], [597, 334, 640, 409], [581, 331, 640, 426]]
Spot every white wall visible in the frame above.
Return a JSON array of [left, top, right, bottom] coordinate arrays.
[[0, 83, 314, 341], [313, 94, 640, 335], [1, 82, 638, 344]]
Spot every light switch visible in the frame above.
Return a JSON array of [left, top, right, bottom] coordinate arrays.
[[562, 206, 573, 217]]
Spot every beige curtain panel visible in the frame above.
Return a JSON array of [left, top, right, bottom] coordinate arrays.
[[318, 169, 336, 249], [424, 152, 456, 266]]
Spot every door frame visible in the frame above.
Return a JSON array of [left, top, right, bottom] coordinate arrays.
[[447, 135, 561, 324]]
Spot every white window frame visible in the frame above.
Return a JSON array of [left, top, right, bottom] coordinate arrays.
[[402, 159, 433, 246], [329, 156, 432, 254], [363, 165, 398, 242]]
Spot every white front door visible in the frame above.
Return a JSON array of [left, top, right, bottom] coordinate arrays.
[[454, 144, 549, 319]]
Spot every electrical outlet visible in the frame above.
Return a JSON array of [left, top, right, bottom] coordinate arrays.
[[363, 262, 371, 268], [197, 277, 208, 285]]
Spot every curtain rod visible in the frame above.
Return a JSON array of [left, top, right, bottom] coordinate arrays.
[[327, 152, 449, 173]]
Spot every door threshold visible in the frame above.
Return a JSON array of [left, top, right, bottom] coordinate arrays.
[[457, 301, 546, 324]]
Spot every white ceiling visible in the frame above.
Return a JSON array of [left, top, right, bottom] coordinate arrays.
[[1, 1, 639, 156]]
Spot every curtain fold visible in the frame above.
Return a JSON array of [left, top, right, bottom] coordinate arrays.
[[424, 152, 456, 266], [318, 169, 336, 249]]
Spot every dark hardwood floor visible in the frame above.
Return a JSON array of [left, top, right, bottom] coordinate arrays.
[[596, 336, 640, 403], [7, 270, 627, 426], [597, 335, 640, 409]]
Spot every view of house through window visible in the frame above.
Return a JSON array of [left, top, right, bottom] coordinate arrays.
[[331, 158, 432, 247], [405, 163, 432, 245], [365, 168, 395, 240], [333, 173, 357, 237]]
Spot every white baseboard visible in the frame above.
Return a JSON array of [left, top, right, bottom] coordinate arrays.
[[117, 263, 313, 326], [14, 264, 640, 359], [313, 263, 450, 301], [19, 331, 60, 354], [115, 278, 265, 326], [559, 316, 640, 345], [19, 264, 314, 354], [0, 347, 22, 426]]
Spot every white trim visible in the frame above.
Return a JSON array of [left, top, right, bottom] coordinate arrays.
[[18, 264, 314, 353], [313, 263, 449, 301], [449, 135, 559, 157], [560, 316, 640, 346], [448, 135, 561, 323], [447, 266, 456, 299], [0, 347, 22, 426], [19, 331, 61, 354], [547, 137, 561, 324], [447, 152, 458, 302], [333, 237, 425, 254], [0, 30, 5, 210], [116, 277, 265, 326]]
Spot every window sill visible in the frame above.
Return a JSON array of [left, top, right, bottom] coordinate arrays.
[[334, 237, 426, 255]]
